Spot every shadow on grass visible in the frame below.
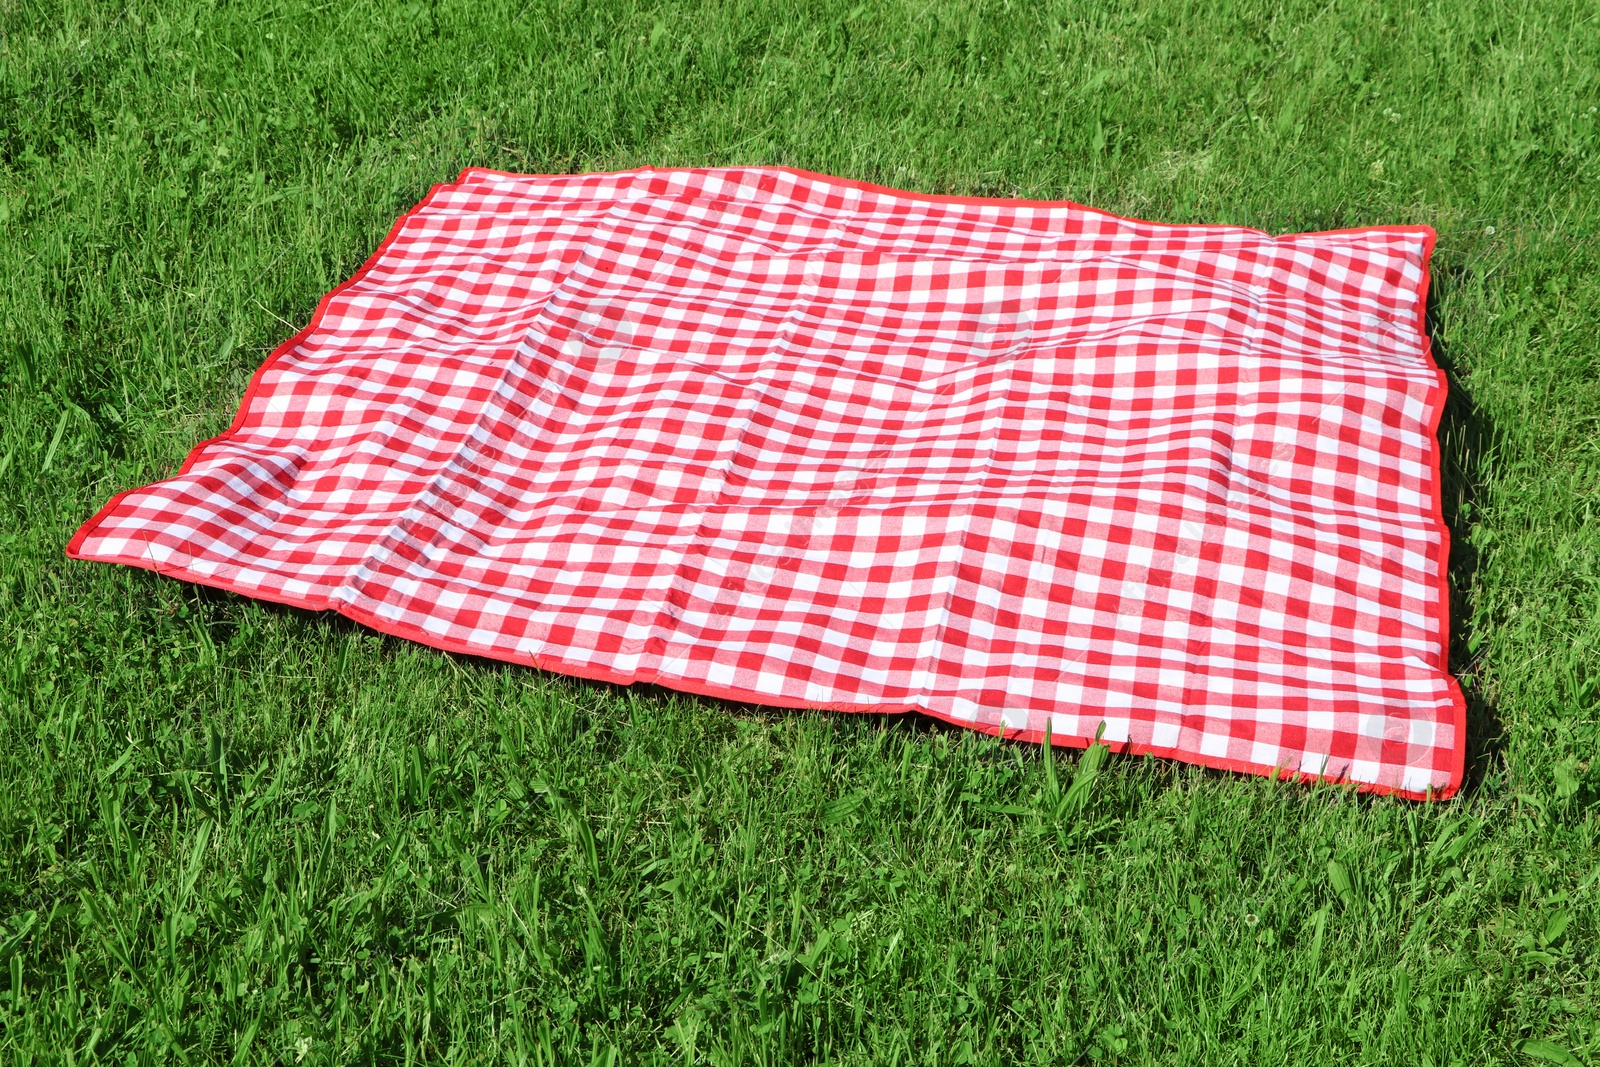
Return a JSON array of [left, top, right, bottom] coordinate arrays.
[[1428, 262, 1504, 798]]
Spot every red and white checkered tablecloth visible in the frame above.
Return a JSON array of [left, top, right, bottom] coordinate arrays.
[[69, 167, 1464, 798]]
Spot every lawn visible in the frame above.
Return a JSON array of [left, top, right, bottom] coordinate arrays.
[[2, 0, 1598, 1062]]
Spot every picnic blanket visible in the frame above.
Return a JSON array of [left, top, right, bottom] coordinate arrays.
[[68, 167, 1464, 798]]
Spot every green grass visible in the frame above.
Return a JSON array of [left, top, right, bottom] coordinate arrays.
[[2, 0, 1598, 1062]]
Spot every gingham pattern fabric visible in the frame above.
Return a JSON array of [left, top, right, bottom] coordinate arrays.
[[69, 167, 1465, 798]]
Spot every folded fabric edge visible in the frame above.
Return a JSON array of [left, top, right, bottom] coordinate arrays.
[[63, 170, 1466, 801]]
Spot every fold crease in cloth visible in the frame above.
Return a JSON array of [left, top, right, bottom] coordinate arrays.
[[68, 166, 1465, 799]]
